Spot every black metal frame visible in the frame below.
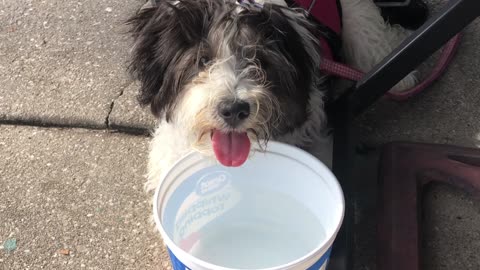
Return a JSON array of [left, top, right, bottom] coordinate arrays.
[[328, 0, 480, 269]]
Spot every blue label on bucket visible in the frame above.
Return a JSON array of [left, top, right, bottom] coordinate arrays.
[[306, 247, 332, 270], [168, 248, 191, 270], [195, 171, 231, 196], [167, 246, 332, 270]]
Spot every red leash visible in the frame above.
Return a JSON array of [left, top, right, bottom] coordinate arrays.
[[319, 33, 462, 101]]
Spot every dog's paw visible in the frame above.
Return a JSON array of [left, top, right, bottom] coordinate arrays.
[[144, 178, 158, 194], [389, 71, 418, 93]]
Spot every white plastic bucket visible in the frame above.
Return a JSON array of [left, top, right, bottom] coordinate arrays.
[[153, 141, 344, 270]]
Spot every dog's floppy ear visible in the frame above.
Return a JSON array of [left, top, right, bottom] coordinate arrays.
[[126, 0, 207, 119], [242, 4, 323, 96]]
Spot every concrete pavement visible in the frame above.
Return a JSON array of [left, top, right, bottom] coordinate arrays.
[[0, 0, 155, 131], [109, 82, 156, 134], [0, 126, 170, 270]]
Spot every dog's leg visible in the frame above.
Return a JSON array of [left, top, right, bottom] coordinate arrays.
[[145, 121, 192, 193], [340, 0, 418, 92]]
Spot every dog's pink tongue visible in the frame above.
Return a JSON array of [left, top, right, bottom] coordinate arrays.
[[212, 131, 251, 167]]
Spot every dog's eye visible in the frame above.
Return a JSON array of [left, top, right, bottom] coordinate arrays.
[[199, 56, 210, 67]]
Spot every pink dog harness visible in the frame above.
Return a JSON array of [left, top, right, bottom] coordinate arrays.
[[288, 0, 342, 61]]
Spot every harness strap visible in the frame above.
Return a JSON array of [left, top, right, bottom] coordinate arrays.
[[320, 33, 462, 100]]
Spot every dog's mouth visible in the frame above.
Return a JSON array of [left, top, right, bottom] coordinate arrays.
[[211, 130, 251, 167]]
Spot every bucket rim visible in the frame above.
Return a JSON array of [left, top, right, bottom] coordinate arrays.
[[153, 141, 345, 270]]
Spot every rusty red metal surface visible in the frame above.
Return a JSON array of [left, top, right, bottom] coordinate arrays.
[[377, 142, 480, 270]]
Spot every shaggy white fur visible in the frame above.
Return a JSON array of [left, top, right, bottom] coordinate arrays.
[[340, 0, 418, 92]]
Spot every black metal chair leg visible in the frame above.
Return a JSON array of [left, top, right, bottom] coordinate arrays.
[[334, 0, 480, 119], [350, 0, 480, 117], [329, 1, 479, 269]]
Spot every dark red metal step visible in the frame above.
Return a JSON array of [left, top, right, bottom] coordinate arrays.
[[377, 142, 480, 270]]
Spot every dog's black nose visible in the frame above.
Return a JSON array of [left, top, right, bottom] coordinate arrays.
[[218, 101, 250, 127]]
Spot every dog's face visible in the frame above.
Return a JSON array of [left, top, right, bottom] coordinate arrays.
[[128, 0, 324, 166]]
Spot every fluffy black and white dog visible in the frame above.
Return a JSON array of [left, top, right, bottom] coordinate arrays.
[[127, 0, 427, 192]]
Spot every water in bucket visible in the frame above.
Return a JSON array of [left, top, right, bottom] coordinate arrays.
[[163, 165, 327, 269]]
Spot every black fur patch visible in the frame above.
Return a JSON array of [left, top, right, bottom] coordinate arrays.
[[127, 0, 324, 135], [126, 0, 219, 118], [378, 0, 429, 30]]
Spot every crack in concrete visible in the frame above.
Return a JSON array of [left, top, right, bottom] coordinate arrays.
[[0, 79, 150, 136], [105, 81, 132, 128], [0, 121, 150, 137]]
